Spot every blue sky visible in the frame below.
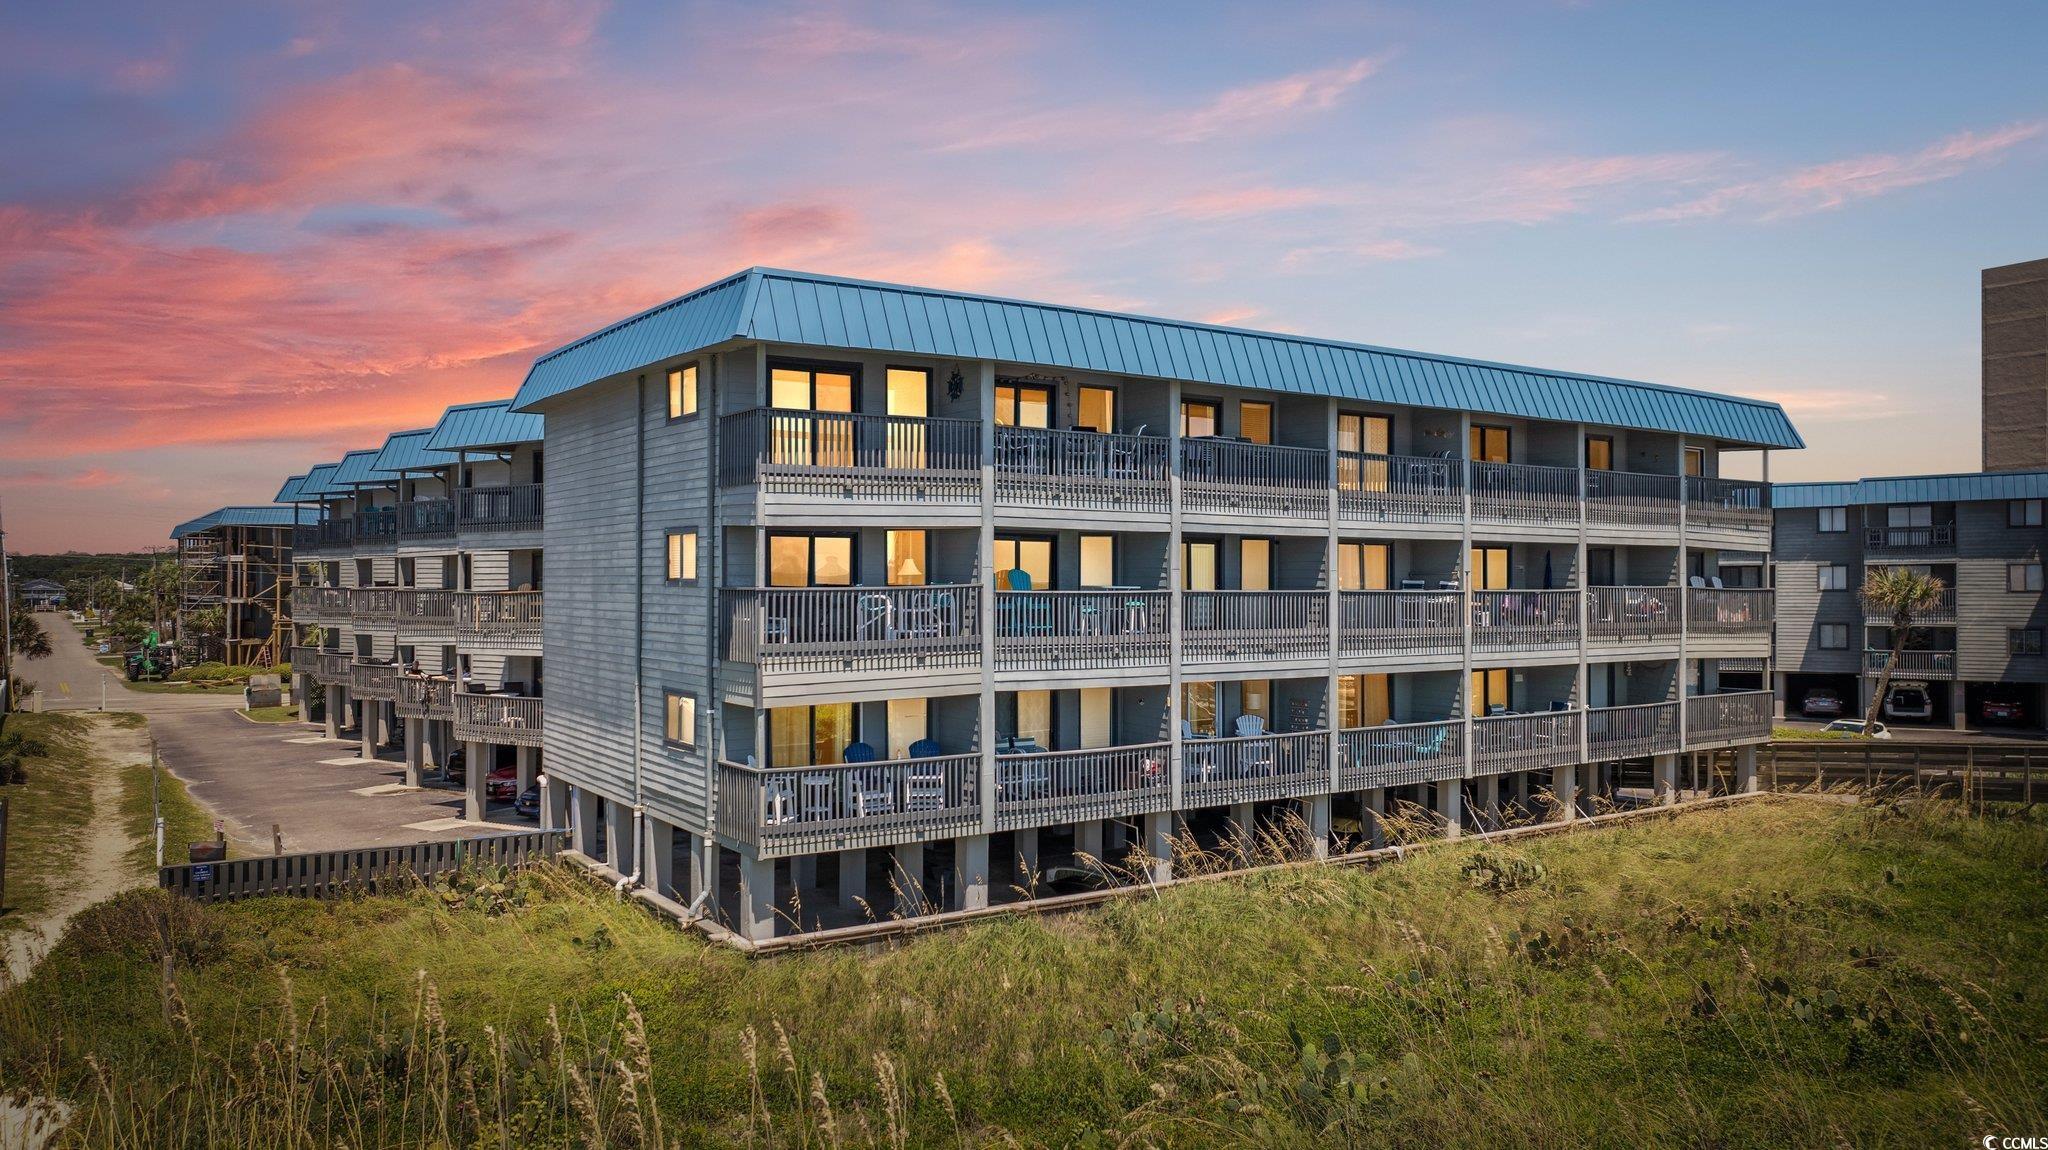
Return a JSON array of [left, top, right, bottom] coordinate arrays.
[[1, 0, 2044, 549]]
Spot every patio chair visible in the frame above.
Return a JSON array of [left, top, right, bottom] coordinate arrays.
[[905, 762, 947, 811], [1106, 425, 1148, 480], [1406, 726, 1449, 760], [856, 593, 894, 641], [843, 741, 878, 763], [895, 589, 954, 638], [798, 773, 836, 822], [1688, 575, 1707, 588], [907, 738, 942, 759], [1233, 714, 1267, 737], [851, 766, 896, 817], [763, 774, 796, 826]]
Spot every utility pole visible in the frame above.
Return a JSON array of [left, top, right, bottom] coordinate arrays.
[[2, 496, 13, 695]]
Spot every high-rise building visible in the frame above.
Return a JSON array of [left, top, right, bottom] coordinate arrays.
[[1983, 258, 2048, 472]]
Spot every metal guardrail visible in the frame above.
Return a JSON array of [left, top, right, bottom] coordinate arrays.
[[159, 830, 564, 903], [994, 427, 1170, 513], [1585, 470, 1680, 526], [349, 661, 400, 701], [1336, 452, 1462, 524], [1864, 523, 1955, 551], [1686, 689, 1774, 745], [1181, 729, 1330, 806], [1862, 650, 1957, 679], [1763, 741, 2045, 804], [1586, 700, 1680, 760], [1339, 589, 1462, 656], [395, 675, 456, 720], [725, 584, 980, 672], [995, 590, 1170, 671], [1586, 586, 1680, 641], [994, 742, 1172, 831], [1471, 589, 1579, 651], [1180, 438, 1328, 519], [1181, 590, 1329, 661], [1471, 461, 1579, 525], [458, 483, 544, 532]]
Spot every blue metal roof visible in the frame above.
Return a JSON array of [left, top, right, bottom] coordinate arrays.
[[294, 462, 345, 499], [170, 505, 310, 540], [369, 428, 446, 476], [513, 267, 1804, 449], [273, 473, 311, 502], [1774, 469, 2048, 508], [425, 399, 544, 452], [329, 449, 388, 489]]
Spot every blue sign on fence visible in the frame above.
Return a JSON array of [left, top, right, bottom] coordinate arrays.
[[192, 864, 214, 883]]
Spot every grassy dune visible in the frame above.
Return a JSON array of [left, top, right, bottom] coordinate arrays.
[[2, 796, 2045, 1147]]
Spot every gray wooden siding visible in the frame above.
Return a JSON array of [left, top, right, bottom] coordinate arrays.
[[1771, 506, 1863, 674]]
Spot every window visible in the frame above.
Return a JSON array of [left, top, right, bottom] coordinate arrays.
[[768, 362, 856, 466], [995, 536, 1053, 589], [1240, 679, 1272, 727], [1239, 538, 1272, 591], [1338, 542, 1391, 591], [1818, 565, 1849, 591], [885, 697, 927, 760], [1182, 681, 1217, 735], [2012, 499, 2044, 527], [1469, 667, 1510, 716], [769, 533, 853, 587], [1887, 505, 1933, 528], [1683, 446, 1704, 477], [1817, 507, 1847, 533], [1584, 435, 1613, 471], [885, 530, 926, 586], [666, 363, 699, 419], [1183, 540, 1218, 590], [1239, 401, 1274, 445], [995, 382, 1051, 428], [1818, 624, 1849, 650], [1336, 413, 1392, 491], [1469, 547, 1510, 591], [663, 692, 697, 747], [2012, 629, 2044, 656], [1181, 399, 1220, 439], [1469, 425, 1510, 463], [1337, 673, 1390, 728], [1079, 688, 1112, 749], [884, 368, 929, 468], [666, 531, 697, 582], [2010, 563, 2043, 593], [768, 703, 854, 768], [1001, 690, 1053, 747], [1077, 386, 1115, 434], [1079, 535, 1115, 587]]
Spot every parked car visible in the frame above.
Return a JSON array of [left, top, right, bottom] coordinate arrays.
[[1883, 683, 1933, 721], [1800, 689, 1844, 718], [514, 785, 542, 818], [485, 766, 519, 802], [1037, 865, 1114, 895], [441, 745, 467, 784], [1824, 719, 1892, 739], [1981, 698, 2026, 724]]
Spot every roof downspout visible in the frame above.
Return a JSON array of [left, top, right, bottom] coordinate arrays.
[[627, 372, 648, 890]]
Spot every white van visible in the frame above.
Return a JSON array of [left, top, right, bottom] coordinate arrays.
[[1883, 681, 1934, 721]]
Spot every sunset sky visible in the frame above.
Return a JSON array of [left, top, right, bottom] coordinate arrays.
[[3, 1, 2045, 553]]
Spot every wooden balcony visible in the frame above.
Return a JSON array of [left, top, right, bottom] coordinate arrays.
[[350, 586, 398, 625], [453, 692, 543, 747], [1585, 586, 1681, 643], [1586, 701, 1679, 761], [1685, 477, 1771, 535], [1336, 452, 1462, 527], [1181, 590, 1329, 666], [393, 588, 457, 640], [394, 675, 456, 720], [724, 585, 981, 690], [1338, 720, 1465, 790], [290, 585, 350, 623], [1585, 470, 1680, 529], [1471, 589, 1580, 653], [397, 498, 455, 539], [457, 483, 543, 533], [1862, 586, 1956, 624], [1338, 590, 1462, 658], [1687, 588, 1773, 635], [1181, 729, 1331, 806], [1685, 689, 1773, 746], [1471, 461, 1579, 530], [994, 742, 1171, 831], [353, 508, 398, 547], [455, 590, 542, 652], [1862, 650, 1956, 680], [1472, 710, 1581, 773], [314, 651, 354, 686], [715, 753, 982, 857], [289, 646, 320, 676], [717, 409, 982, 518], [1179, 439, 1329, 521], [349, 661, 400, 702], [994, 427, 1169, 518], [1864, 523, 1956, 554], [994, 590, 1170, 675]]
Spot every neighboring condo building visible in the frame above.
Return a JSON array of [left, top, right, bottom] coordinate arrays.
[[503, 267, 1791, 941], [1983, 258, 2048, 472], [170, 505, 307, 665], [1772, 470, 2048, 728]]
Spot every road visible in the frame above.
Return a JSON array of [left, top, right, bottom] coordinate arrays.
[[23, 613, 526, 851]]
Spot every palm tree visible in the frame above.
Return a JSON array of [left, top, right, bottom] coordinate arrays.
[[1860, 567, 1948, 733]]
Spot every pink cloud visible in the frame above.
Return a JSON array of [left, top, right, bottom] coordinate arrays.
[[1171, 56, 1388, 142]]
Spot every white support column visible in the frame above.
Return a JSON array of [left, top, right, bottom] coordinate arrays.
[[1104, 818, 1130, 864], [645, 817, 677, 899], [541, 772, 567, 832], [694, 835, 719, 909], [976, 360, 998, 837], [1458, 411, 1476, 776], [570, 786, 599, 857], [1167, 378, 1186, 814], [838, 848, 867, 913], [1653, 752, 1678, 805], [954, 834, 991, 911], [1141, 811, 1174, 884], [738, 852, 776, 942], [892, 842, 926, 914], [515, 744, 538, 795], [1299, 794, 1331, 859], [463, 740, 488, 821], [1362, 788, 1386, 849], [605, 800, 636, 876], [403, 717, 424, 787], [1435, 777, 1462, 838], [360, 700, 379, 760], [1553, 764, 1578, 822], [1074, 819, 1104, 864], [1736, 744, 1759, 793], [324, 684, 343, 739], [1011, 828, 1039, 888]]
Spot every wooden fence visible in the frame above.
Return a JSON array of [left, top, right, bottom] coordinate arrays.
[[158, 828, 566, 903], [1763, 741, 2044, 805]]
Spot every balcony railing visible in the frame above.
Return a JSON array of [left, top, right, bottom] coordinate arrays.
[[1181, 729, 1330, 806], [398, 498, 455, 538], [455, 590, 542, 649], [1339, 720, 1464, 789], [716, 753, 982, 853], [1338, 589, 1462, 656], [1336, 452, 1462, 525], [350, 661, 400, 702], [1585, 586, 1680, 641], [1864, 523, 1956, 552], [1861, 586, 1957, 623], [1685, 477, 1770, 532], [994, 427, 1170, 513], [1862, 650, 1956, 679], [317, 519, 354, 547], [290, 646, 320, 675], [453, 692, 543, 747], [315, 651, 355, 686], [725, 585, 980, 672], [1687, 588, 1774, 635], [1179, 438, 1328, 519], [291, 585, 350, 622], [1586, 701, 1679, 760], [718, 408, 982, 494], [1685, 689, 1773, 744], [1471, 461, 1579, 526], [350, 586, 398, 624], [457, 484, 543, 533], [353, 508, 398, 544], [1472, 710, 1581, 772], [1585, 470, 1681, 527], [1181, 590, 1330, 662], [394, 675, 456, 720], [994, 590, 1170, 671], [394, 588, 456, 635], [1472, 589, 1580, 651], [995, 742, 1171, 830]]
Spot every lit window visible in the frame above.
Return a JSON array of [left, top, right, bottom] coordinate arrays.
[[667, 532, 697, 582], [664, 692, 697, 747], [667, 364, 698, 419]]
